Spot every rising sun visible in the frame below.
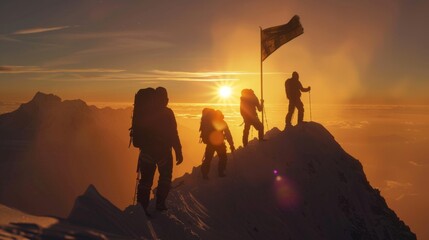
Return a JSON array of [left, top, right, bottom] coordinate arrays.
[[219, 86, 232, 99]]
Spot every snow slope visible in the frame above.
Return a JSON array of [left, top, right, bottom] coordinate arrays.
[[0, 203, 130, 240], [159, 122, 416, 239]]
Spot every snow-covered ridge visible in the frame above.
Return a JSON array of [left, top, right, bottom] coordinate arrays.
[[0, 122, 416, 239], [160, 122, 415, 239]]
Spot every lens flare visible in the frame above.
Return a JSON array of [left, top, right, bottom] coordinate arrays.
[[208, 82, 237, 106], [219, 86, 232, 99], [274, 175, 299, 210]]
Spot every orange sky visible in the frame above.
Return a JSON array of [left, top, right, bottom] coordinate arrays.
[[1, 0, 428, 105]]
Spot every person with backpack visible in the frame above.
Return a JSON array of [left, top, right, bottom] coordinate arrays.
[[131, 87, 183, 213], [285, 71, 311, 129], [240, 89, 264, 146], [200, 109, 235, 179]]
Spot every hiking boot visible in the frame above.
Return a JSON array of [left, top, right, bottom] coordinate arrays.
[[143, 208, 152, 217], [283, 124, 293, 131]]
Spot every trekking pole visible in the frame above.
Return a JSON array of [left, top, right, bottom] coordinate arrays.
[[133, 157, 140, 205], [263, 106, 269, 131], [309, 90, 312, 121]]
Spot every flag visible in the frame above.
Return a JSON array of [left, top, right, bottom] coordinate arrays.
[[261, 15, 304, 61]]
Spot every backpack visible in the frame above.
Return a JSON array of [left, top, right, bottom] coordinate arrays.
[[241, 89, 254, 98], [199, 108, 216, 144], [240, 89, 256, 120], [285, 78, 300, 100], [130, 88, 156, 148]]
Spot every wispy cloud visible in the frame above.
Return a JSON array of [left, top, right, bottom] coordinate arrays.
[[325, 120, 369, 129], [151, 70, 286, 76], [385, 180, 412, 190], [383, 180, 419, 201], [149, 70, 244, 82], [41, 31, 172, 67], [395, 193, 419, 201], [0, 66, 283, 83], [12, 26, 75, 35], [409, 161, 426, 167], [151, 70, 248, 77], [148, 69, 287, 82], [55, 31, 166, 41], [0, 65, 124, 74], [59, 70, 258, 82], [26, 72, 240, 82], [0, 35, 23, 43], [155, 77, 238, 82]]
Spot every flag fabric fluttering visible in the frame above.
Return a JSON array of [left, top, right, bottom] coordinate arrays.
[[261, 15, 304, 61]]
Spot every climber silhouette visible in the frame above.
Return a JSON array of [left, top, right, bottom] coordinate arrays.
[[240, 89, 264, 146], [199, 109, 235, 179], [135, 87, 183, 213], [285, 71, 311, 129]]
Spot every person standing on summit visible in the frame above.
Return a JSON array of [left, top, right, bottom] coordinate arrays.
[[285, 71, 311, 129], [240, 89, 264, 146]]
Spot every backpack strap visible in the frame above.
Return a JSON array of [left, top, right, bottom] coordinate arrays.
[[128, 127, 133, 148]]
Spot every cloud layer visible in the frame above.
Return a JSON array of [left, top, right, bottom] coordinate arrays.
[[12, 26, 75, 35]]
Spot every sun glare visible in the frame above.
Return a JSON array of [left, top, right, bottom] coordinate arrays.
[[219, 86, 232, 99]]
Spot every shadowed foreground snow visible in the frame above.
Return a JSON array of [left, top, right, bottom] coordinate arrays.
[[0, 122, 416, 239]]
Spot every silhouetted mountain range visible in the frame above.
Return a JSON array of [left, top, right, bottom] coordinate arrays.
[[0, 92, 137, 217]]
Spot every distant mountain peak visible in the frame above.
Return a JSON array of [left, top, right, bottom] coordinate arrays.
[[30, 92, 62, 105], [19, 92, 90, 113], [0, 92, 97, 140], [63, 99, 88, 109]]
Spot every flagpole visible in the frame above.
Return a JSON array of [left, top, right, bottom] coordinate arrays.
[[260, 26, 264, 132]]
